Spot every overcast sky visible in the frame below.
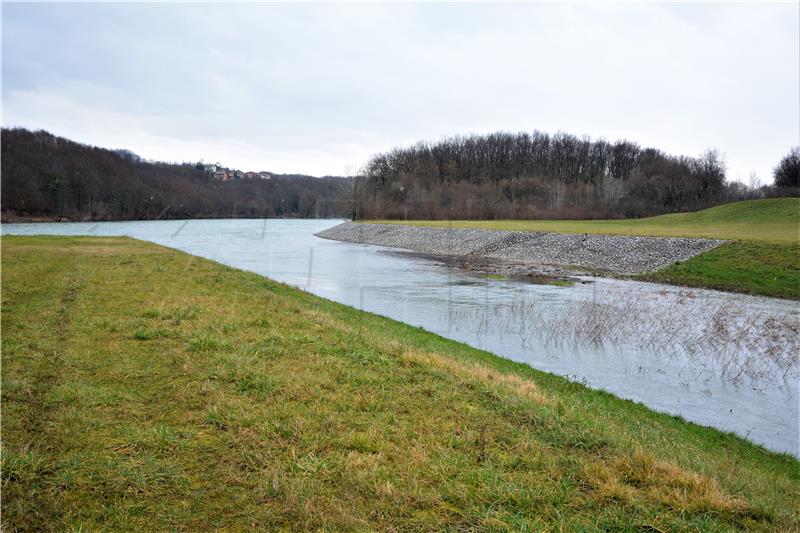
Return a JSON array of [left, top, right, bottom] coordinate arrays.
[[2, 2, 798, 182]]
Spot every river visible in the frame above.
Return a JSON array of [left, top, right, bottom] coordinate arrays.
[[3, 218, 798, 456]]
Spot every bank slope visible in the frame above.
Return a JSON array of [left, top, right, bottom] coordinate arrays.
[[366, 198, 800, 298], [2, 236, 798, 531]]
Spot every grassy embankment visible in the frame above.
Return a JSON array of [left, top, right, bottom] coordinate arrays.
[[2, 236, 798, 531], [367, 198, 800, 299]]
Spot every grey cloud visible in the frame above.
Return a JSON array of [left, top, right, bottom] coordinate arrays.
[[2, 2, 797, 179]]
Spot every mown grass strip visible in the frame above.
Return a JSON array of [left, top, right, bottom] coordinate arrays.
[[2, 235, 798, 531]]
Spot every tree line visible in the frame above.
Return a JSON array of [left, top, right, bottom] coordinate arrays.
[[3, 128, 796, 223], [347, 131, 798, 220], [1, 128, 346, 221]]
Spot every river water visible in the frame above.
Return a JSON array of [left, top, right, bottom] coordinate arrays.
[[3, 218, 798, 456]]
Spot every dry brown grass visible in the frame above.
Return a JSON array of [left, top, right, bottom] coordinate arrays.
[[400, 348, 550, 405], [583, 448, 754, 517]]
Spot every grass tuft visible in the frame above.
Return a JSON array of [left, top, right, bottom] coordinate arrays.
[[186, 331, 225, 352]]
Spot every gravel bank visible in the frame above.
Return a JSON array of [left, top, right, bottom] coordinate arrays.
[[316, 222, 727, 275]]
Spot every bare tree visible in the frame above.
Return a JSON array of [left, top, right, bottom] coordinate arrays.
[[747, 172, 762, 196], [341, 167, 368, 220]]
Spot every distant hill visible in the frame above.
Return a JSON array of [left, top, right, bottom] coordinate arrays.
[[351, 130, 784, 220], [1, 128, 346, 221]]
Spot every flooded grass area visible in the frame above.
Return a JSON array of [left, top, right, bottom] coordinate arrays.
[[458, 285, 799, 385], [439, 279, 799, 456]]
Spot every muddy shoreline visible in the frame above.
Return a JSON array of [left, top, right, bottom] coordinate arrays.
[[384, 249, 591, 285]]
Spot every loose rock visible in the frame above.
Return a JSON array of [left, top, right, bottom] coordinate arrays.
[[316, 222, 727, 275]]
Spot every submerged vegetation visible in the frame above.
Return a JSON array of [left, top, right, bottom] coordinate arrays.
[[2, 235, 798, 530], [453, 286, 799, 385], [370, 199, 800, 298]]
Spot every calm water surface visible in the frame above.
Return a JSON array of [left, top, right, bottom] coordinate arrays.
[[3, 219, 798, 456]]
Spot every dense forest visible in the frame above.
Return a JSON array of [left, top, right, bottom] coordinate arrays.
[[1, 128, 346, 221], [347, 131, 794, 220]]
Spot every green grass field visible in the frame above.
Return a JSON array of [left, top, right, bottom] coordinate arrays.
[[2, 236, 798, 531], [367, 198, 800, 299]]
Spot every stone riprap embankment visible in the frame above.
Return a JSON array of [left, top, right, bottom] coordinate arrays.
[[316, 222, 727, 275]]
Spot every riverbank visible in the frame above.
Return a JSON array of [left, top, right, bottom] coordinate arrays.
[[316, 222, 726, 277], [2, 235, 798, 531], [362, 199, 800, 299]]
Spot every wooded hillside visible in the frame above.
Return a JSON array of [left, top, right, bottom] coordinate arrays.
[[1, 128, 345, 221], [349, 131, 771, 220]]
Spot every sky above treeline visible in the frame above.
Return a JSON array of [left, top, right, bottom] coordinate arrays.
[[2, 3, 798, 182]]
